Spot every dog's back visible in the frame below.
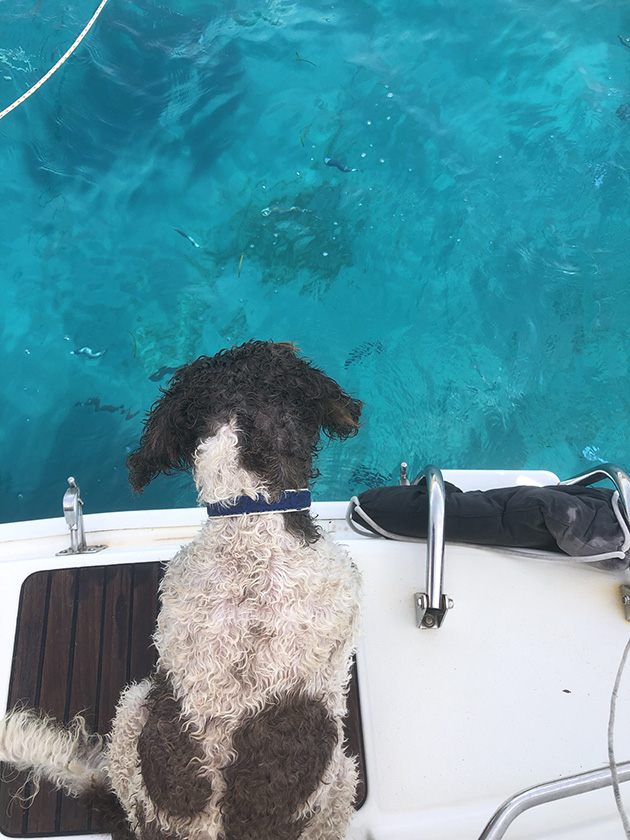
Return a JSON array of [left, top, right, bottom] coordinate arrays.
[[110, 512, 361, 840], [0, 341, 363, 840]]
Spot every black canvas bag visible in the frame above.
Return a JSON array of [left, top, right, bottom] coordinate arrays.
[[349, 481, 630, 570]]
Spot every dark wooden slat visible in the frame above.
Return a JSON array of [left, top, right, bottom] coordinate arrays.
[[58, 568, 107, 833], [127, 564, 161, 681], [38, 569, 78, 721], [94, 565, 134, 736], [90, 565, 136, 836], [68, 568, 106, 722], [0, 562, 366, 836], [0, 571, 51, 836], [6, 572, 51, 709], [25, 569, 78, 836]]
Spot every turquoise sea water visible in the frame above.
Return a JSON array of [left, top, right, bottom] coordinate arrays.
[[1, 0, 630, 522]]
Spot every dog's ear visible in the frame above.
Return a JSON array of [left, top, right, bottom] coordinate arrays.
[[126, 361, 213, 493], [268, 343, 363, 441], [311, 369, 364, 441]]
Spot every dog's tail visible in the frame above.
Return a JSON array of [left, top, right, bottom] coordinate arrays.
[[0, 707, 109, 799]]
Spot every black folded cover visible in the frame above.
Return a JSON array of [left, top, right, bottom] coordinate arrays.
[[351, 482, 630, 570]]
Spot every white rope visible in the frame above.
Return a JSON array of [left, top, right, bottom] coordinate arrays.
[[608, 632, 630, 838], [0, 0, 110, 122]]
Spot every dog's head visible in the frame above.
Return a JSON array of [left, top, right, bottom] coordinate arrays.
[[127, 340, 363, 499]]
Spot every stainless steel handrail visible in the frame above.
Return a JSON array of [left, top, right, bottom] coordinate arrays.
[[477, 761, 630, 840], [559, 462, 630, 524], [411, 465, 452, 628]]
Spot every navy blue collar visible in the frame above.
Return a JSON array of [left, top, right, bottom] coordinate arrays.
[[206, 489, 311, 518]]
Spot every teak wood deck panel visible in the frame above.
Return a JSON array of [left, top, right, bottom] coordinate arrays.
[[0, 563, 366, 837]]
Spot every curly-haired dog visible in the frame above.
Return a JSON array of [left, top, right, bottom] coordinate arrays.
[[0, 340, 363, 840]]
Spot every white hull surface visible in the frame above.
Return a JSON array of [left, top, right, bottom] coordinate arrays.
[[1, 470, 630, 840]]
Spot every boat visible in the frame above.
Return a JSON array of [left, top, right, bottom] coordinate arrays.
[[1, 463, 630, 840]]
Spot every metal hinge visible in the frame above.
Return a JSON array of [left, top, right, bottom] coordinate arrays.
[[415, 592, 454, 629]]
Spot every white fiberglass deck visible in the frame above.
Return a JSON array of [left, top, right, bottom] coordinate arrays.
[[1, 470, 630, 840]]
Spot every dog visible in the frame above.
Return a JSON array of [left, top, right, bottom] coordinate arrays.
[[0, 340, 363, 840]]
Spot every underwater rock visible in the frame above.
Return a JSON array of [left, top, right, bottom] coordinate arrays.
[[616, 103, 630, 121], [217, 182, 359, 292]]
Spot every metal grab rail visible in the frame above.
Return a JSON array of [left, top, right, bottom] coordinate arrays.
[[559, 462, 630, 525], [477, 761, 630, 840], [409, 465, 453, 629]]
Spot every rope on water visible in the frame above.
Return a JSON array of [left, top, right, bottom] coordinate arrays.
[[0, 0, 110, 122]]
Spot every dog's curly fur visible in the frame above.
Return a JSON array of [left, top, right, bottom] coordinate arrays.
[[0, 340, 363, 840]]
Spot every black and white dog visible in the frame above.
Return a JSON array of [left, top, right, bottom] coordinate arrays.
[[0, 340, 363, 840]]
